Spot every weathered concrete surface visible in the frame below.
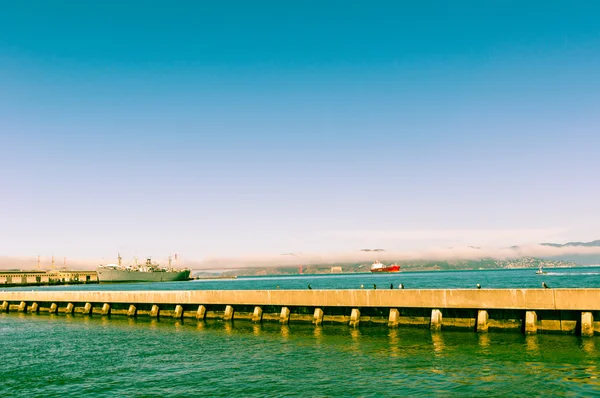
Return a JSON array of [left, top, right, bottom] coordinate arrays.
[[252, 306, 263, 322], [388, 308, 400, 327], [477, 310, 489, 332], [349, 308, 360, 327], [525, 311, 537, 334], [581, 312, 594, 337], [2, 289, 600, 310], [313, 308, 324, 325], [430, 309, 442, 331]]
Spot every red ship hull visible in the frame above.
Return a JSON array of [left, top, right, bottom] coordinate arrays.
[[370, 265, 401, 273]]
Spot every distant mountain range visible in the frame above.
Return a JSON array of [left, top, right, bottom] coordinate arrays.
[[541, 240, 600, 265], [541, 240, 600, 248]]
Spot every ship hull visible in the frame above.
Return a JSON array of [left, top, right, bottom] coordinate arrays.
[[370, 266, 401, 273], [97, 269, 190, 283]]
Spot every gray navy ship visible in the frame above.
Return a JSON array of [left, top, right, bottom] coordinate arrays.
[[97, 255, 190, 283]]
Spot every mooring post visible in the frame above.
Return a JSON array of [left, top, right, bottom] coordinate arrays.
[[388, 308, 400, 328], [581, 311, 594, 337], [525, 311, 537, 334], [280, 307, 291, 324], [430, 309, 442, 331], [477, 310, 489, 333], [252, 306, 263, 323], [349, 308, 361, 328], [196, 305, 207, 320], [313, 308, 324, 325]]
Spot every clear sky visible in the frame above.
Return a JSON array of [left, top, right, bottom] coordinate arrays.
[[1, 1, 599, 263]]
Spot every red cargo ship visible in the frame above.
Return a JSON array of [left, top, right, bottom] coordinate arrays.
[[370, 261, 401, 273]]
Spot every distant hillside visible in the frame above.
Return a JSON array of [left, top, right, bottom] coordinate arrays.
[[541, 240, 600, 265], [220, 257, 576, 277]]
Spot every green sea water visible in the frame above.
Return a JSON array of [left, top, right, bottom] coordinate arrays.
[[1, 312, 599, 397]]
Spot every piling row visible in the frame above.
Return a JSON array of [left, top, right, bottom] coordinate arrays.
[[1, 289, 599, 336]]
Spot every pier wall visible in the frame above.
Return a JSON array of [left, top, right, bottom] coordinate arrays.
[[1, 289, 599, 335]]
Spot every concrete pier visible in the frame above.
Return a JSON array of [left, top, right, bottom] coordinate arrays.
[[127, 305, 137, 317], [581, 312, 594, 337], [313, 308, 324, 325], [477, 310, 489, 333], [430, 309, 442, 331], [150, 305, 160, 317], [223, 305, 234, 321], [525, 311, 537, 334], [252, 306, 263, 322], [388, 308, 400, 328], [280, 307, 290, 324], [349, 308, 360, 327], [0, 289, 598, 336], [174, 305, 184, 319], [197, 305, 207, 320]]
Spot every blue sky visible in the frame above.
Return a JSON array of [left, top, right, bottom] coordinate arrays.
[[1, 1, 599, 264]]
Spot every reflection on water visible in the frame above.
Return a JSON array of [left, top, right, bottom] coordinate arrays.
[[0, 313, 599, 396], [431, 331, 445, 354], [526, 335, 540, 352]]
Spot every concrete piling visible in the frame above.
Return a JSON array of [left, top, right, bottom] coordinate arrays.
[[477, 310, 489, 333], [252, 306, 263, 323], [101, 303, 111, 315], [49, 303, 58, 313], [313, 308, 324, 325], [196, 305, 207, 320], [388, 308, 400, 328], [525, 311, 537, 334], [66, 303, 74, 314], [83, 303, 92, 315], [223, 305, 234, 321], [2, 301, 9, 312], [174, 305, 184, 319], [30, 302, 39, 313], [581, 312, 594, 337], [280, 307, 291, 324], [127, 305, 137, 317], [150, 305, 160, 317], [18, 301, 27, 312], [349, 308, 361, 327], [430, 309, 442, 331]]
